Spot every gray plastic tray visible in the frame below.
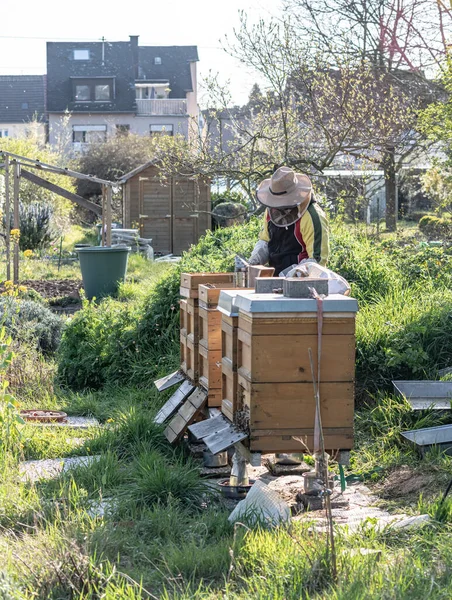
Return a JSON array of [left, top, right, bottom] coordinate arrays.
[[401, 424, 452, 455], [393, 381, 452, 410]]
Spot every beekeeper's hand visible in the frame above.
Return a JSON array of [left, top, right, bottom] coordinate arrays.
[[248, 240, 269, 266]]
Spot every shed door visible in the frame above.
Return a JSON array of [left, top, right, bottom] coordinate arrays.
[[140, 177, 171, 255], [172, 179, 198, 255]]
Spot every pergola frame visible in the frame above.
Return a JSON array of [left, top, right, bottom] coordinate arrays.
[[0, 150, 119, 283]]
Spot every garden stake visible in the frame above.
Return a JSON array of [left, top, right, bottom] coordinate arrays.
[[4, 154, 10, 281], [58, 237, 63, 271]]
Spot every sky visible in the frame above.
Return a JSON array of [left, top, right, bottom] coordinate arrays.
[[1, 0, 280, 106]]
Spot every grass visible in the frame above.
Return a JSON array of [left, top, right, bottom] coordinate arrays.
[[2, 220, 452, 597]]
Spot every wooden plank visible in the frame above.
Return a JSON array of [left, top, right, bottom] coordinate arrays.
[[238, 333, 355, 383], [238, 313, 356, 336], [222, 367, 238, 413], [199, 306, 222, 350], [188, 414, 231, 440], [204, 424, 248, 455], [246, 382, 354, 430], [249, 433, 354, 453], [198, 283, 237, 307], [21, 169, 102, 215], [154, 370, 185, 392], [248, 265, 275, 288], [13, 161, 20, 284], [106, 185, 112, 246], [207, 389, 222, 407], [4, 155, 10, 281], [199, 348, 222, 390], [180, 272, 234, 290], [222, 399, 233, 422], [164, 388, 207, 444], [154, 380, 195, 424], [187, 387, 208, 409]]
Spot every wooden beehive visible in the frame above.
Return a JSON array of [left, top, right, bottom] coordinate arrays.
[[198, 283, 237, 407], [218, 290, 253, 422], [234, 293, 358, 454], [180, 299, 188, 375], [179, 273, 234, 385]]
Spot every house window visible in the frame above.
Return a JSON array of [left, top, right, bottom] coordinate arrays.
[[150, 124, 173, 136], [74, 49, 90, 60], [21, 102, 29, 110], [72, 125, 107, 145], [95, 84, 111, 101], [154, 57, 162, 65], [116, 124, 130, 135], [0, 129, 8, 138], [75, 85, 91, 101], [73, 78, 114, 102]]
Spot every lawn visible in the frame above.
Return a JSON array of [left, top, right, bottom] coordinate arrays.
[[1, 221, 452, 599]]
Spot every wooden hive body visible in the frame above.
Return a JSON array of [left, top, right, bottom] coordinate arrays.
[[179, 273, 234, 385], [198, 283, 240, 407], [234, 293, 358, 454]]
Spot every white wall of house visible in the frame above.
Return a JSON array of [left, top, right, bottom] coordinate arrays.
[[0, 122, 46, 142], [48, 113, 190, 150]]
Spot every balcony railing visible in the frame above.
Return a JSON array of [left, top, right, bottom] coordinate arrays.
[[136, 99, 187, 116]]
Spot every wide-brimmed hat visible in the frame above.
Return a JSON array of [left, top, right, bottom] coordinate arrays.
[[256, 167, 312, 209]]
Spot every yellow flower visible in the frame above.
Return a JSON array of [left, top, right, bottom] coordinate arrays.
[[23, 249, 33, 258], [18, 286, 27, 292], [4, 280, 13, 288], [10, 228, 20, 243]]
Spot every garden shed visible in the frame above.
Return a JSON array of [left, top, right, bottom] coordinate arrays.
[[120, 162, 211, 255]]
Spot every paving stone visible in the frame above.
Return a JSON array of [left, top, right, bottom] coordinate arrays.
[[26, 416, 100, 429], [19, 455, 101, 483]]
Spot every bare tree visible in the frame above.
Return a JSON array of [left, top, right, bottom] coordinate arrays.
[[283, 0, 452, 229]]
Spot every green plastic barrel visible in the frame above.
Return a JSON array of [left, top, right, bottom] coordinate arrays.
[[77, 246, 131, 300]]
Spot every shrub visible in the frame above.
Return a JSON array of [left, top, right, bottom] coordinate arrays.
[[419, 215, 452, 239], [356, 286, 452, 396], [3, 202, 58, 251], [0, 298, 64, 353], [19, 202, 58, 250], [58, 219, 261, 389]]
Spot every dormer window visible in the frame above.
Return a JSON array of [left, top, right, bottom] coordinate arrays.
[[154, 57, 162, 65], [74, 49, 90, 60], [72, 78, 114, 102]]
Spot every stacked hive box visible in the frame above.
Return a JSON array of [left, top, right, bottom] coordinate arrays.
[[198, 284, 239, 406], [217, 290, 245, 422], [234, 292, 358, 454], [179, 273, 234, 385]]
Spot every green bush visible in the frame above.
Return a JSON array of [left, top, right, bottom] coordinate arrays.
[[0, 298, 64, 353], [58, 218, 452, 397], [419, 215, 452, 239], [58, 220, 261, 390], [356, 286, 452, 395], [4, 202, 58, 251]]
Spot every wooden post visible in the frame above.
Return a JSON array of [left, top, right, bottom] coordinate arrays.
[[4, 155, 10, 281], [106, 185, 112, 246], [13, 161, 20, 284], [101, 185, 106, 247]]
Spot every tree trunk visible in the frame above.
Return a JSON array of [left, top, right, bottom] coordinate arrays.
[[383, 146, 397, 232]]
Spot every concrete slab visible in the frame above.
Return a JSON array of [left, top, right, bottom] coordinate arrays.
[[19, 455, 101, 483], [25, 416, 100, 429]]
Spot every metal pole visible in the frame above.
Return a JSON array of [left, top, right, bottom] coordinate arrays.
[[101, 185, 106, 247], [13, 161, 20, 284], [4, 154, 10, 280], [106, 185, 112, 246]]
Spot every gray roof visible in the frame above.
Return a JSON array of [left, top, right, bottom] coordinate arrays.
[[138, 46, 198, 98], [0, 75, 46, 123]]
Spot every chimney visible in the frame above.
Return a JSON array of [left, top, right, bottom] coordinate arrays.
[[130, 35, 139, 79]]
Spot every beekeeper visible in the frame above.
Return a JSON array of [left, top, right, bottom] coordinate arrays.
[[248, 167, 330, 275]]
